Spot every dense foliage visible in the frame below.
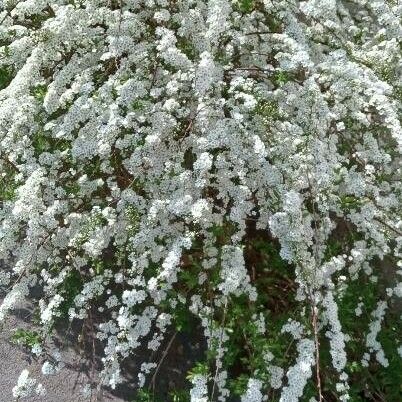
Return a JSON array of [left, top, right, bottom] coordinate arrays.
[[0, 0, 401, 401]]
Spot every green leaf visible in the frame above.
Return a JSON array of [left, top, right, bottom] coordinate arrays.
[[11, 329, 41, 348], [31, 84, 47, 102], [239, 0, 255, 13], [186, 362, 209, 380], [0, 66, 13, 90]]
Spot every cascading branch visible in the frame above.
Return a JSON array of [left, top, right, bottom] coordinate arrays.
[[0, 0, 401, 401]]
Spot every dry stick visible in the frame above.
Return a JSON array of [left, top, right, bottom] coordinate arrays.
[[150, 331, 178, 397], [210, 297, 229, 402]]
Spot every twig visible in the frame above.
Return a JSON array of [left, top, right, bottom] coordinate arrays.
[[210, 297, 229, 402], [312, 303, 323, 402], [150, 331, 177, 395], [6, 230, 54, 291], [244, 31, 272, 36], [88, 310, 99, 402], [284, 338, 295, 358], [1, 156, 20, 173], [178, 103, 207, 143], [306, 158, 323, 402], [373, 217, 402, 236]]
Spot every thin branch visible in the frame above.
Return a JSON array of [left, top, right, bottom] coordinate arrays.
[[244, 31, 272, 36], [210, 297, 229, 402], [1, 156, 20, 173], [150, 331, 178, 395], [306, 159, 323, 402], [373, 217, 402, 236], [312, 303, 323, 402]]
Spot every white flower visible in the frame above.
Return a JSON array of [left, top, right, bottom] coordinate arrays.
[[194, 152, 213, 171], [31, 343, 42, 356], [81, 383, 92, 398], [154, 9, 170, 23], [241, 378, 264, 402], [122, 289, 147, 308], [218, 246, 254, 299], [12, 370, 45, 399], [163, 98, 180, 112], [195, 51, 222, 95], [41, 361, 57, 375], [280, 339, 315, 402], [323, 291, 347, 372], [365, 301, 389, 367], [191, 199, 210, 220], [190, 374, 208, 402]]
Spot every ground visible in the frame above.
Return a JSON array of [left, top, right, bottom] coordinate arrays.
[[0, 294, 206, 402]]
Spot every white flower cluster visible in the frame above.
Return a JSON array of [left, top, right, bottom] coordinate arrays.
[[264, 351, 284, 390], [190, 374, 208, 402], [363, 300, 389, 368], [241, 378, 265, 402], [218, 245, 256, 300], [280, 339, 315, 402], [322, 291, 347, 372], [322, 291, 349, 400], [12, 370, 45, 399]]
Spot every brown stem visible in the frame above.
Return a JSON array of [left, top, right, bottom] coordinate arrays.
[[373, 216, 402, 236], [150, 331, 177, 396], [210, 298, 229, 402], [306, 171, 323, 402], [244, 31, 272, 36], [1, 156, 20, 173], [312, 304, 323, 402]]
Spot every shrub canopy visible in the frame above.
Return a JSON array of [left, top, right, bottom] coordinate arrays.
[[0, 1, 401, 401]]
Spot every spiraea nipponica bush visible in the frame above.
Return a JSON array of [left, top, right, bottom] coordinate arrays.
[[1, 1, 401, 400]]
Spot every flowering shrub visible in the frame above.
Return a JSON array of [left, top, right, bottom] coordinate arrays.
[[0, 0, 401, 401]]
